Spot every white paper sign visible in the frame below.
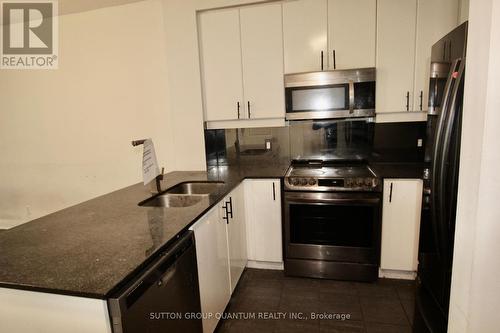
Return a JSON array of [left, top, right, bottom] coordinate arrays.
[[142, 139, 160, 185]]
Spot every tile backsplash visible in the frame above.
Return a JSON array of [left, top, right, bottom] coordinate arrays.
[[205, 120, 426, 167]]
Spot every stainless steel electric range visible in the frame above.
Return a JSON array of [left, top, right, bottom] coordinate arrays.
[[283, 160, 382, 282]]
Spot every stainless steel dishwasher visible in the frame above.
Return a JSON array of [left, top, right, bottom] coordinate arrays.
[[108, 231, 202, 333]]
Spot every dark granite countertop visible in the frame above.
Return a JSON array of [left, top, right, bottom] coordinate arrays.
[[0, 163, 289, 299], [0, 157, 420, 299], [369, 162, 424, 179]]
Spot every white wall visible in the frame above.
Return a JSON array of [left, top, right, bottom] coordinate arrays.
[[0, 0, 175, 228], [0, 0, 273, 229], [448, 0, 500, 332], [458, 0, 469, 24], [159, 0, 270, 172]]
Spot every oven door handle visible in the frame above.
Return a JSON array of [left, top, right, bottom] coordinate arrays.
[[285, 193, 380, 205]]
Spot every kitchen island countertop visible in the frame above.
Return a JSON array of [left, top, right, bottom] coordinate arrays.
[[0, 163, 289, 299]]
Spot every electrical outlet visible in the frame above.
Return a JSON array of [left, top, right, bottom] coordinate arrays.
[[417, 139, 423, 147]]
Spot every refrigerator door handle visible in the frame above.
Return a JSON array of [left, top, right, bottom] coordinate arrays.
[[430, 59, 461, 260], [437, 59, 466, 260]]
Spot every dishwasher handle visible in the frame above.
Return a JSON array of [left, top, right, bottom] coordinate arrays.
[[109, 231, 194, 312]]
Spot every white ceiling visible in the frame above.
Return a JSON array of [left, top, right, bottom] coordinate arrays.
[[58, 0, 146, 15]]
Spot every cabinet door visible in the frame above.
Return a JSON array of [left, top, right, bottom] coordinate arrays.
[[199, 8, 243, 122], [381, 179, 423, 271], [191, 207, 230, 333], [225, 184, 248, 293], [283, 0, 328, 73], [240, 3, 285, 119], [376, 0, 417, 113], [327, 0, 376, 70], [245, 179, 282, 262], [413, 0, 459, 111]]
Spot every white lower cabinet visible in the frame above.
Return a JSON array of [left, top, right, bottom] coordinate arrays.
[[190, 206, 230, 333], [381, 179, 423, 272], [191, 179, 282, 332], [244, 179, 283, 264], [225, 184, 247, 293], [190, 183, 247, 333]]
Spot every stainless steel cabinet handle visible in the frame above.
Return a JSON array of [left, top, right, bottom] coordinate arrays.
[[321, 51, 324, 71], [419, 91, 423, 111], [406, 92, 410, 111], [237, 102, 240, 119], [272, 182, 276, 201], [333, 50, 336, 70], [389, 183, 393, 203]]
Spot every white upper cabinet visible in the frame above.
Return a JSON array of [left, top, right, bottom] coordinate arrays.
[[413, 0, 459, 112], [283, 0, 328, 73], [376, 0, 418, 114], [199, 8, 243, 122], [240, 3, 285, 120], [199, 4, 285, 126], [327, 0, 376, 70]]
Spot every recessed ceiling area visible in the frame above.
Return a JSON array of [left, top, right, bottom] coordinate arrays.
[[58, 0, 146, 15]]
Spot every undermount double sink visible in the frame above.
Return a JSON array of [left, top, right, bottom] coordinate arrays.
[[139, 181, 225, 208]]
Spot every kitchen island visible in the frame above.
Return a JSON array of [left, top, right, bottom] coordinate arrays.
[[0, 164, 288, 299], [0, 160, 422, 333]]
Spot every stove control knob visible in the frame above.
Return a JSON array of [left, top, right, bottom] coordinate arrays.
[[291, 178, 300, 186], [346, 178, 353, 187], [308, 178, 316, 186], [300, 178, 308, 186], [356, 178, 364, 186], [372, 179, 379, 187], [365, 178, 373, 186]]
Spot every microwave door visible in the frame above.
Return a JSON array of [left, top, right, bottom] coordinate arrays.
[[284, 68, 377, 121], [286, 84, 349, 120]]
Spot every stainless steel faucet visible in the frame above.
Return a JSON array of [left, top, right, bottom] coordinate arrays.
[[132, 139, 165, 194]]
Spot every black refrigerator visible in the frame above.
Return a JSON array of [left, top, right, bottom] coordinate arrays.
[[413, 22, 468, 333]]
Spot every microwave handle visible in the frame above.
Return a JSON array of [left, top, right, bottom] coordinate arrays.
[[348, 80, 354, 114]]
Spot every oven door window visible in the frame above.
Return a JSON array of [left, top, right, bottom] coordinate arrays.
[[289, 203, 375, 248], [286, 84, 349, 112]]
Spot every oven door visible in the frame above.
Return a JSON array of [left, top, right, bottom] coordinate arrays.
[[284, 191, 381, 264]]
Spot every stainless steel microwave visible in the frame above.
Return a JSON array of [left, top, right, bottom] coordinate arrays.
[[285, 68, 376, 120]]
